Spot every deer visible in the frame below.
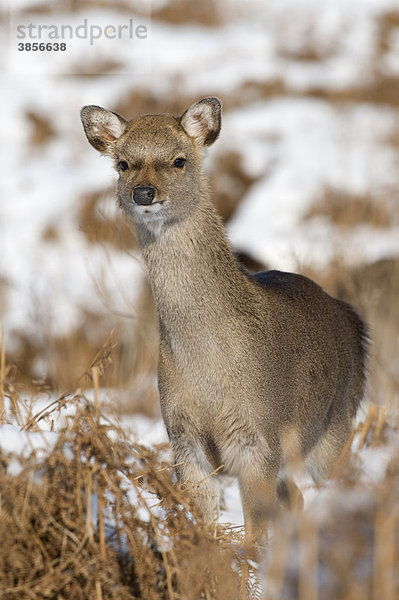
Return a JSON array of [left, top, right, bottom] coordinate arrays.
[[81, 97, 368, 550]]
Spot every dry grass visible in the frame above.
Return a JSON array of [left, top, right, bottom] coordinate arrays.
[[26, 111, 56, 148], [304, 188, 393, 230], [211, 151, 260, 222], [378, 11, 399, 57], [78, 190, 137, 251], [0, 368, 398, 599], [113, 90, 192, 125], [304, 76, 399, 108], [9, 297, 159, 412], [72, 58, 126, 76], [0, 389, 243, 600], [9, 310, 116, 391], [267, 416, 399, 600], [152, 0, 223, 27], [22, 0, 223, 25]]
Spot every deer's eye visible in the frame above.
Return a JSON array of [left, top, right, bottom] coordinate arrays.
[[118, 160, 129, 171], [173, 157, 186, 168]]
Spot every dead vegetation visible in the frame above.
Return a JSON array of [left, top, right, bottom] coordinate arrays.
[[26, 111, 56, 148], [113, 90, 192, 125], [78, 190, 137, 251], [377, 10, 399, 60], [304, 187, 393, 230], [19, 0, 223, 26], [71, 58, 125, 76], [0, 372, 398, 599], [151, 0, 223, 27], [0, 390, 244, 600], [9, 310, 116, 391], [211, 151, 260, 222], [267, 416, 399, 600], [9, 297, 159, 411], [304, 76, 399, 108]]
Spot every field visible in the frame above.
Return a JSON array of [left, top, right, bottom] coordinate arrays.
[[1, 0, 399, 598]]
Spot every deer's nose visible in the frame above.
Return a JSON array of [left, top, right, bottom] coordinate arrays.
[[133, 185, 156, 205]]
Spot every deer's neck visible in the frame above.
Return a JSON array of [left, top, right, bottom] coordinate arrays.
[[135, 193, 249, 339]]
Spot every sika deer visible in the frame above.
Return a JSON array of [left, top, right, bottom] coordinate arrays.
[[81, 98, 368, 548]]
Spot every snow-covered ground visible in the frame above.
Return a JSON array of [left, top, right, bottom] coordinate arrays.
[[223, 99, 399, 269], [2, 0, 399, 353]]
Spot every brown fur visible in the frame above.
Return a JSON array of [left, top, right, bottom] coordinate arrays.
[[81, 98, 368, 548]]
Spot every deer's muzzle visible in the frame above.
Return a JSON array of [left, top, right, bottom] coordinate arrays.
[[133, 185, 156, 205]]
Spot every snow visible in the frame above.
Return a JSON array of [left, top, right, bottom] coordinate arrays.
[[224, 98, 399, 270], [2, 0, 399, 346], [0, 423, 57, 459], [0, 424, 58, 475]]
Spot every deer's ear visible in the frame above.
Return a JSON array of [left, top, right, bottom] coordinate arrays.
[[80, 105, 127, 155], [180, 97, 221, 147]]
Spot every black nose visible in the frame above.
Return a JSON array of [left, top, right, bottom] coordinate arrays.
[[133, 185, 156, 205]]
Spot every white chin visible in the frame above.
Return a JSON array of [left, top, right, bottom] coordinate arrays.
[[133, 202, 167, 237], [134, 202, 164, 217]]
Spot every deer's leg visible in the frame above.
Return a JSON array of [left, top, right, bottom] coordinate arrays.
[[172, 442, 220, 523], [305, 413, 352, 484], [276, 477, 304, 511], [238, 456, 279, 552]]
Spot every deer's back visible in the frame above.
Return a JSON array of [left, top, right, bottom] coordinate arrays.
[[251, 269, 367, 370], [247, 270, 368, 435]]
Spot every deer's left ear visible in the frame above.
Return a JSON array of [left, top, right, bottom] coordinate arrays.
[[80, 105, 128, 156], [179, 97, 222, 147]]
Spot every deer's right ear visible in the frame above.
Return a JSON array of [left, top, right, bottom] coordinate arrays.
[[80, 105, 127, 155]]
